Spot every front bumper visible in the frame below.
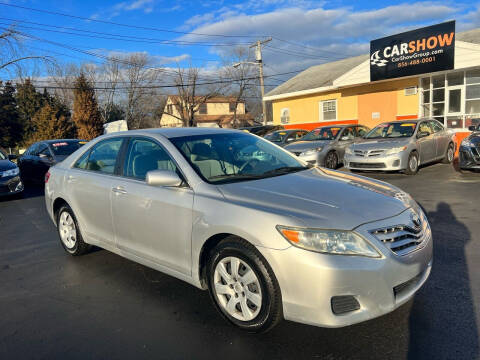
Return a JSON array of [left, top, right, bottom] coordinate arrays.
[[257, 209, 433, 328], [0, 175, 24, 196], [459, 146, 480, 169], [344, 152, 408, 171], [294, 150, 327, 166]]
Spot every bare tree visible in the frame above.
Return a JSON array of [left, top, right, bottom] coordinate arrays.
[[221, 46, 257, 127], [47, 61, 80, 109], [168, 63, 224, 127], [0, 26, 53, 77], [120, 53, 161, 129]]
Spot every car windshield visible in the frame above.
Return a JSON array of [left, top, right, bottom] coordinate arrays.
[[170, 132, 311, 184], [365, 122, 417, 139], [264, 131, 289, 142], [49, 141, 85, 156], [302, 127, 342, 141]]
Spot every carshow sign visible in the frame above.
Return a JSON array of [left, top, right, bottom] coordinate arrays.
[[370, 21, 455, 81]]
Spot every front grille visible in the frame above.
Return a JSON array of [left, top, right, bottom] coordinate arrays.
[[393, 272, 423, 298], [331, 296, 360, 315], [353, 149, 385, 157], [370, 224, 425, 256], [349, 162, 386, 169], [367, 150, 384, 157]]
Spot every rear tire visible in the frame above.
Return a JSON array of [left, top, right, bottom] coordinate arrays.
[[56, 205, 91, 256], [405, 151, 419, 175], [442, 143, 455, 164], [207, 236, 282, 333]]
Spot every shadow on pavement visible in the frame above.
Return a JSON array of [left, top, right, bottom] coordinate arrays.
[[408, 202, 478, 359]]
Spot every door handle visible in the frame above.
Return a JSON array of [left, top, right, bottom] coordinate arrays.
[[112, 186, 127, 194]]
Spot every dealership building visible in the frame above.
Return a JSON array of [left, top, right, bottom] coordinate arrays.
[[265, 23, 480, 144]]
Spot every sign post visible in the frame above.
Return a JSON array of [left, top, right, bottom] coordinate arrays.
[[370, 21, 455, 82]]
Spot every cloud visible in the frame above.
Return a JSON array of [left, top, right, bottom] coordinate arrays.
[[90, 0, 156, 20], [178, 2, 469, 77]]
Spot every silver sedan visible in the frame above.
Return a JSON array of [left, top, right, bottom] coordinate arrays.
[[345, 119, 455, 175], [45, 128, 432, 332], [284, 125, 370, 169]]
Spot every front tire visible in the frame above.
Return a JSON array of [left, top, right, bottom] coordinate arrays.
[[405, 151, 419, 175], [442, 143, 455, 164], [56, 205, 91, 256], [207, 237, 282, 333], [324, 151, 338, 169]]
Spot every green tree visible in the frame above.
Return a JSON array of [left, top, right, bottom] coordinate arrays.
[[28, 102, 75, 143], [72, 73, 103, 140], [0, 81, 22, 147], [15, 79, 44, 142]]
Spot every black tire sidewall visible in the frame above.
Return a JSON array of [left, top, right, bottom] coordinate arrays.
[[406, 152, 419, 175], [56, 205, 85, 255], [207, 241, 279, 332]]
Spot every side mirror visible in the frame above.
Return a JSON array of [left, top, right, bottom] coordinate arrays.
[[7, 154, 17, 160], [417, 131, 430, 139], [146, 170, 183, 187], [468, 125, 478, 131]]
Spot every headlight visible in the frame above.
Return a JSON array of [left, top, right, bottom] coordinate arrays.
[[300, 147, 322, 156], [461, 139, 473, 147], [277, 226, 381, 258], [1, 167, 19, 177], [345, 147, 354, 155], [384, 146, 407, 155]]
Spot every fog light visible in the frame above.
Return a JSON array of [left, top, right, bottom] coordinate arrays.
[[15, 181, 23, 192], [331, 296, 360, 315], [393, 160, 400, 167]]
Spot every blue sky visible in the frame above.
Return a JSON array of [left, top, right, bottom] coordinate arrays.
[[1, 0, 480, 86]]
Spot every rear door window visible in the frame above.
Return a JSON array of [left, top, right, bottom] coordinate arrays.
[[123, 138, 177, 181], [86, 138, 124, 174]]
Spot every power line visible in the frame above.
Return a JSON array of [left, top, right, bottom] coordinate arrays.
[[0, 19, 252, 47], [272, 37, 352, 59], [0, 2, 262, 38]]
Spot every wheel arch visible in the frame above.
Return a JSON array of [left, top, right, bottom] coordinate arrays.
[[198, 233, 257, 289], [52, 197, 70, 225]]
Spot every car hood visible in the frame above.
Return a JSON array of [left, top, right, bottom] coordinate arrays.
[[465, 132, 480, 145], [217, 168, 415, 230], [0, 159, 17, 172], [284, 140, 333, 152], [351, 138, 410, 151]]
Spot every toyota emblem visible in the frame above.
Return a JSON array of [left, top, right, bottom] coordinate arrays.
[[411, 210, 421, 228]]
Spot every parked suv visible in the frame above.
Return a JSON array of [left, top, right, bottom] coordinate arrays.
[[345, 119, 455, 175], [45, 128, 432, 332], [284, 125, 370, 169]]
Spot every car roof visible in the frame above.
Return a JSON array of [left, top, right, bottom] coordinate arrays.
[[42, 139, 85, 144], [101, 127, 246, 139]]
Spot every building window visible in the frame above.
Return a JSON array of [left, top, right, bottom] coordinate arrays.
[[166, 104, 173, 114], [420, 69, 480, 129], [280, 108, 290, 124], [198, 103, 207, 114], [229, 102, 236, 113], [320, 100, 337, 121]]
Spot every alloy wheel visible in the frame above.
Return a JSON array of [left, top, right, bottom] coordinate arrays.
[[213, 256, 262, 322], [58, 211, 77, 249], [409, 155, 418, 172], [325, 152, 338, 169], [447, 146, 454, 162]]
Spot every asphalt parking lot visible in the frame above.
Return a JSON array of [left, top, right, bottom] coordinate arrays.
[[1, 163, 479, 360]]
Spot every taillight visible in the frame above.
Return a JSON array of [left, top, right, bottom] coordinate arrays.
[[45, 171, 51, 183]]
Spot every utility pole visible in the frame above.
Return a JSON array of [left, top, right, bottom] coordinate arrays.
[[250, 38, 271, 125]]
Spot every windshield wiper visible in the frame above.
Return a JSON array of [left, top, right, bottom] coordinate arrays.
[[261, 166, 310, 176]]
